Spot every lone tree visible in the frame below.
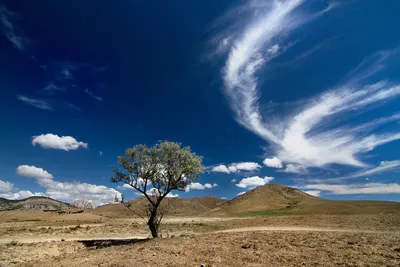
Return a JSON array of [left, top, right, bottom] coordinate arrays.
[[111, 141, 204, 238]]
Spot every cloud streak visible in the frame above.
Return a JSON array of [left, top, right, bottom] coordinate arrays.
[[302, 183, 400, 195], [84, 89, 103, 102], [0, 6, 30, 51], [17, 95, 52, 110], [311, 160, 400, 183], [216, 0, 400, 170]]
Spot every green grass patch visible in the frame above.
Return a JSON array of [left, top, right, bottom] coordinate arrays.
[[241, 209, 294, 217]]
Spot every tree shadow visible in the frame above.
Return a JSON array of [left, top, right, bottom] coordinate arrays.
[[78, 238, 150, 249]]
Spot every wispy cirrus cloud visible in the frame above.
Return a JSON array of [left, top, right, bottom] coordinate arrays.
[[0, 6, 106, 111], [311, 160, 400, 183], [0, 5, 30, 52], [214, 0, 400, 171], [17, 95, 52, 110], [84, 89, 103, 102], [301, 183, 400, 195]]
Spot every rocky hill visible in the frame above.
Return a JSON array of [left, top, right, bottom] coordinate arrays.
[[0, 196, 70, 211], [72, 200, 94, 209], [211, 183, 318, 216]]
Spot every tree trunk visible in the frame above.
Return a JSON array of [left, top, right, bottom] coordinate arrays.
[[147, 209, 159, 238]]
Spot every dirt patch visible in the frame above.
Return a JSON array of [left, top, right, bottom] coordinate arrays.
[[3, 231, 399, 267]]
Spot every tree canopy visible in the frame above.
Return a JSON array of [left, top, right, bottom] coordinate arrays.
[[111, 141, 204, 237]]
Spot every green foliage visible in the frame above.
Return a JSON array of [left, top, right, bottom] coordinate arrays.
[[111, 141, 205, 238], [111, 141, 204, 200]]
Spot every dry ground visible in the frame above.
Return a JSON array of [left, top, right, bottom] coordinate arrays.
[[1, 231, 400, 267], [1, 211, 400, 266]]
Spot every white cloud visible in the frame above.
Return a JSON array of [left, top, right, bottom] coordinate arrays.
[[263, 157, 283, 168], [14, 165, 121, 206], [0, 180, 13, 193], [37, 178, 121, 207], [16, 165, 53, 180], [283, 164, 308, 174], [185, 182, 219, 192], [204, 183, 218, 189], [236, 176, 274, 189], [231, 179, 237, 183], [146, 188, 179, 198], [231, 162, 261, 171], [84, 89, 103, 102], [211, 165, 230, 173], [32, 133, 88, 151], [302, 183, 400, 195], [303, 190, 321, 197], [211, 162, 261, 174], [267, 44, 280, 55], [0, 191, 46, 200], [99, 151, 103, 156], [277, 85, 400, 168], [187, 182, 205, 190], [237, 191, 247, 196], [216, 0, 400, 171], [17, 96, 52, 110], [122, 184, 133, 189], [0, 179, 46, 200], [166, 192, 179, 198], [121, 178, 152, 189], [220, 0, 306, 144]]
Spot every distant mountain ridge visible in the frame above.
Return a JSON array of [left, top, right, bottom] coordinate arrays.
[[0, 196, 70, 211], [2, 184, 400, 216]]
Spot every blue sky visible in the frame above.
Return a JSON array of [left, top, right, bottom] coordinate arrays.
[[0, 0, 399, 206]]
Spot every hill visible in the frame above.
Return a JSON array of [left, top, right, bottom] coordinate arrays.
[[92, 196, 227, 218], [211, 183, 317, 216], [0, 196, 70, 211], [211, 183, 400, 216]]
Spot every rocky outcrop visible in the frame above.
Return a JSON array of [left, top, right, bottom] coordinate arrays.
[[72, 200, 94, 209]]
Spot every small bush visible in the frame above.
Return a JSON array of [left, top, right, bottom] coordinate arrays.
[[7, 240, 19, 246]]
